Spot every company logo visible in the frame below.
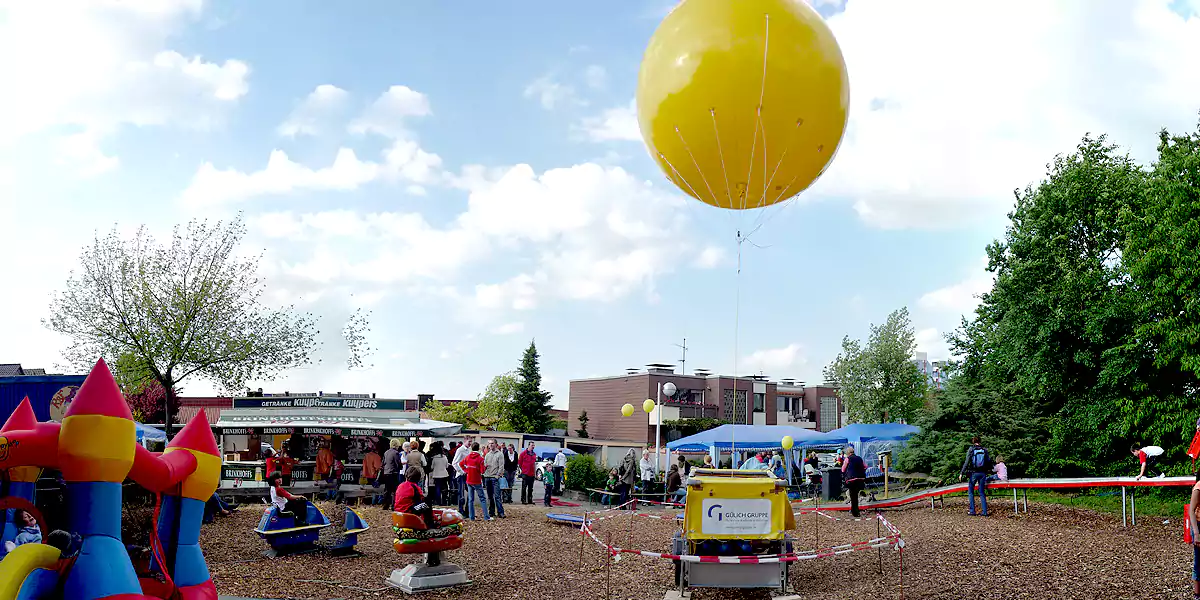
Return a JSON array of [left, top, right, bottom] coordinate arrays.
[[707, 504, 724, 521], [0, 436, 17, 461]]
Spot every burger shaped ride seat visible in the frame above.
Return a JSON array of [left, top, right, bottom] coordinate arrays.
[[386, 508, 469, 594]]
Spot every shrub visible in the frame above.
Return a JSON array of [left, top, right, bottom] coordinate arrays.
[[564, 454, 608, 492]]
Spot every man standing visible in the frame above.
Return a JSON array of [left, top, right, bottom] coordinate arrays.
[[639, 449, 656, 494], [381, 439, 404, 509], [553, 448, 568, 495], [460, 443, 490, 521], [841, 445, 867, 518], [483, 440, 507, 518], [452, 436, 474, 514], [959, 437, 992, 516], [519, 442, 538, 504], [407, 440, 427, 489]]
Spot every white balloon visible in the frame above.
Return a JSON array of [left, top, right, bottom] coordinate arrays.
[[663, 382, 677, 397]]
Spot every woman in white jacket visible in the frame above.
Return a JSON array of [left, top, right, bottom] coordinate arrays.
[[639, 449, 656, 494]]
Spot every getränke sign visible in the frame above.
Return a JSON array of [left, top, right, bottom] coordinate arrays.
[[232, 396, 408, 410]]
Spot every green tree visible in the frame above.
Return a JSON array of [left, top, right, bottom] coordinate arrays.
[[940, 133, 1196, 476], [510, 340, 554, 433], [575, 410, 590, 438], [43, 216, 355, 438], [824, 307, 927, 424], [426, 373, 517, 431]]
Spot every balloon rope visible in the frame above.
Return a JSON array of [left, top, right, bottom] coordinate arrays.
[[675, 126, 720, 206], [710, 108, 734, 209]]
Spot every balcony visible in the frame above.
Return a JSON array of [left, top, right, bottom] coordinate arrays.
[[776, 411, 817, 429]]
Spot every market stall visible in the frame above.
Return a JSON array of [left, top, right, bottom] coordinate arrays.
[[213, 395, 462, 497]]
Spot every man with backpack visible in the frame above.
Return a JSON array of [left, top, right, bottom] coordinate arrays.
[[958, 437, 992, 517]]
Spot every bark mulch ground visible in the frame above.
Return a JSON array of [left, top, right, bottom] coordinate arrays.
[[201, 496, 1193, 600]]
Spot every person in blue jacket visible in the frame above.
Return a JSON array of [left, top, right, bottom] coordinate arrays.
[[958, 437, 992, 516], [3, 509, 42, 553]]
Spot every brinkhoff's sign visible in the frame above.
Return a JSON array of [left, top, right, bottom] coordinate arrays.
[[232, 397, 409, 410], [213, 426, 419, 437]]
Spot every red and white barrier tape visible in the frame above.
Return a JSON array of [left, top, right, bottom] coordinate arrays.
[[580, 510, 903, 564]]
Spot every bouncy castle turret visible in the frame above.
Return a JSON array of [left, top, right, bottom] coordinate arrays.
[[155, 411, 221, 600], [56, 358, 145, 600], [1, 398, 43, 554]]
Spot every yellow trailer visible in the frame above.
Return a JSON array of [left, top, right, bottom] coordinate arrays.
[[672, 469, 795, 591]]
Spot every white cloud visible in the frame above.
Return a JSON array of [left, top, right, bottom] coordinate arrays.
[[586, 2, 1200, 231], [523, 75, 578, 110], [583, 65, 608, 90], [490, 322, 525, 335], [0, 1, 249, 173], [915, 327, 950, 362], [918, 258, 993, 318], [278, 84, 349, 137], [578, 99, 641, 142], [692, 246, 729, 269], [742, 343, 807, 376], [348, 85, 432, 139], [243, 162, 719, 317], [808, 0, 1200, 229]]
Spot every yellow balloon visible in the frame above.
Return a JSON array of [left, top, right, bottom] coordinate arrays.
[[637, 0, 849, 210], [622, 403, 635, 417], [781, 436, 794, 450], [643, 399, 656, 413]]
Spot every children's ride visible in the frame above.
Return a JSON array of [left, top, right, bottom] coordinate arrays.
[[253, 502, 369, 557], [0, 358, 222, 600], [385, 508, 468, 593], [674, 469, 796, 592]]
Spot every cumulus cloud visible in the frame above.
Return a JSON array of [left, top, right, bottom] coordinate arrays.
[[348, 85, 432, 139], [524, 75, 579, 110], [584, 1, 1200, 230], [742, 343, 806, 376], [578, 99, 640, 142], [918, 257, 993, 319], [278, 84, 349, 137], [0, 1, 249, 173]]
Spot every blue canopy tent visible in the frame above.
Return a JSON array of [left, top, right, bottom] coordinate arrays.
[[136, 422, 167, 445], [666, 424, 847, 453], [666, 425, 848, 486], [828, 423, 920, 478]]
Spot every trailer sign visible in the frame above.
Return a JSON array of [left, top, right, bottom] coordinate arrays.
[[700, 499, 773, 536]]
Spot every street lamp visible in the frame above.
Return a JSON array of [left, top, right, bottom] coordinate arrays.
[[649, 381, 677, 481]]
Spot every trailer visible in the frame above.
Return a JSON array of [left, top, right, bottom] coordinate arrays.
[[673, 469, 796, 592]]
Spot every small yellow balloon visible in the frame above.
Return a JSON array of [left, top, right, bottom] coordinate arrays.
[[643, 399, 656, 413], [782, 436, 795, 450], [621, 403, 635, 417], [637, 0, 849, 210]]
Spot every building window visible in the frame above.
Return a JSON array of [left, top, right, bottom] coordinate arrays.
[[753, 393, 765, 412], [722, 389, 748, 424], [819, 397, 838, 432]]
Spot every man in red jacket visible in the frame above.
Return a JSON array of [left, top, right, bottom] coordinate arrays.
[[518, 442, 538, 505], [460, 443, 490, 521]]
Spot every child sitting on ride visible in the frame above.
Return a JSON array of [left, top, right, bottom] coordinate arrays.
[[2, 509, 42, 552], [268, 471, 308, 525], [394, 466, 435, 528], [665, 464, 686, 503]]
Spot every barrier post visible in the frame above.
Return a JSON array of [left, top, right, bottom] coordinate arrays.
[[1023, 488, 1028, 513], [605, 532, 613, 600], [578, 511, 586, 572], [1121, 487, 1127, 527], [1131, 489, 1137, 526], [627, 510, 635, 549], [875, 513, 883, 575]]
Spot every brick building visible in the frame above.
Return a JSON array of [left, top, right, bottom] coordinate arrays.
[[568, 364, 845, 446]]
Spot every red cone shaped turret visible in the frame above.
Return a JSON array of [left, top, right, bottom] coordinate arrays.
[[167, 409, 219, 456], [1, 396, 38, 432], [66, 357, 134, 420]]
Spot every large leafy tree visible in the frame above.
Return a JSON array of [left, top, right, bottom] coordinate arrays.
[[825, 307, 928, 424], [44, 215, 342, 437], [426, 373, 517, 431], [909, 132, 1200, 477], [510, 340, 554, 434]]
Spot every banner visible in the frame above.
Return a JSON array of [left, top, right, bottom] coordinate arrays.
[[700, 498, 773, 536], [232, 397, 409, 410]]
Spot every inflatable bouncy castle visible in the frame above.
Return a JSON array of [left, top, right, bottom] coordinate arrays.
[[0, 358, 221, 600]]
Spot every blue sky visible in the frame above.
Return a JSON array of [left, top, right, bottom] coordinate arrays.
[[1, 0, 1198, 407]]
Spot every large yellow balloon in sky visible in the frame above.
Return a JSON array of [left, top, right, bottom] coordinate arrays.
[[637, 0, 849, 210]]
